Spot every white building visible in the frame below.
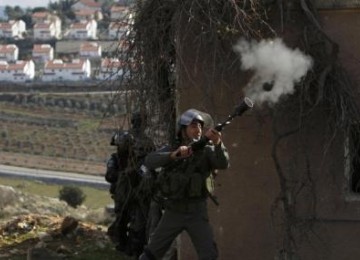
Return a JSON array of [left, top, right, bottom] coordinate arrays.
[[0, 44, 19, 62], [32, 12, 61, 38], [0, 20, 26, 39], [0, 60, 35, 82], [33, 19, 62, 40], [79, 42, 102, 58], [33, 22, 55, 40], [67, 20, 97, 40], [108, 21, 129, 39], [74, 9, 103, 21], [32, 44, 54, 62], [72, 0, 102, 12], [97, 58, 124, 80], [42, 59, 91, 82]]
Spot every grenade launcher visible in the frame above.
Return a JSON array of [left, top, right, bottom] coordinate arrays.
[[190, 97, 254, 152]]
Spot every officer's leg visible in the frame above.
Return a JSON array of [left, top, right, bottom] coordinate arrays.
[[185, 204, 218, 260], [141, 209, 184, 259], [116, 209, 131, 252], [129, 205, 148, 257], [139, 248, 156, 260], [146, 200, 163, 239]]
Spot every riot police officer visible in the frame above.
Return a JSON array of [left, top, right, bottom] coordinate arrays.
[[105, 112, 155, 257], [139, 109, 230, 260]]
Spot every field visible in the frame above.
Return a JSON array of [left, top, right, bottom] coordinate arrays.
[[0, 90, 129, 175], [0, 88, 132, 259]]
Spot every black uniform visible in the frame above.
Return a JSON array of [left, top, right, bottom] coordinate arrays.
[[105, 113, 156, 257]]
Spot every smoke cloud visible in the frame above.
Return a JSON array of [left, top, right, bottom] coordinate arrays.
[[233, 38, 313, 105]]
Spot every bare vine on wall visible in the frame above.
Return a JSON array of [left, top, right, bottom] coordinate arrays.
[[269, 0, 360, 258]]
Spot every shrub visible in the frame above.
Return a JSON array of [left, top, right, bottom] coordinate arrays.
[[1, 130, 8, 138], [59, 185, 86, 208]]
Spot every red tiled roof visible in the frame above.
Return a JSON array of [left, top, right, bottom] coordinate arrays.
[[80, 42, 100, 51], [78, 0, 102, 8], [0, 22, 15, 30], [110, 5, 129, 13], [101, 58, 123, 68], [45, 59, 86, 70], [33, 44, 52, 53], [32, 12, 50, 18], [0, 44, 17, 53], [75, 9, 96, 16], [34, 22, 52, 29], [7, 61, 27, 70], [70, 22, 90, 29]]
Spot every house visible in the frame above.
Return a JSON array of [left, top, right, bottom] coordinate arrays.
[[79, 42, 102, 58], [0, 60, 35, 82], [32, 12, 62, 38], [0, 44, 19, 62], [108, 21, 129, 39], [74, 9, 103, 21], [33, 14, 62, 40], [34, 22, 56, 40], [0, 20, 26, 39], [31, 11, 52, 24], [42, 59, 91, 81], [97, 58, 124, 80], [33, 17, 61, 40], [72, 0, 102, 12], [110, 5, 129, 21], [32, 44, 54, 62], [67, 20, 97, 40]]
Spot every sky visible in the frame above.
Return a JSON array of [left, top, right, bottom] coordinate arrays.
[[0, 0, 59, 8]]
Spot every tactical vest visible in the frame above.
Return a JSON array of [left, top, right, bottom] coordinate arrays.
[[156, 150, 209, 200]]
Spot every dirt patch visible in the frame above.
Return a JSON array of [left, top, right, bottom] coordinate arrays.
[[0, 214, 120, 259]]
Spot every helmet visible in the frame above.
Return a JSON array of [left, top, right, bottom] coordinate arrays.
[[110, 131, 133, 147], [178, 109, 205, 128]]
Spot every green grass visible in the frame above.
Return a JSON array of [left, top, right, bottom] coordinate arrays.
[[77, 119, 101, 132], [0, 176, 113, 209]]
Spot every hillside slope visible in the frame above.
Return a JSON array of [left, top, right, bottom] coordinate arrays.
[[0, 185, 125, 259]]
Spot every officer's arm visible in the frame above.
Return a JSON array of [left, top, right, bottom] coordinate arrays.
[[105, 153, 119, 183], [143, 146, 173, 170], [207, 142, 230, 170]]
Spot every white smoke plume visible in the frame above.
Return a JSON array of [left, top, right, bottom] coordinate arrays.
[[233, 38, 313, 105]]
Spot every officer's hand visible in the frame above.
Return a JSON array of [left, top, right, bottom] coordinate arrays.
[[170, 145, 193, 159], [205, 128, 221, 145]]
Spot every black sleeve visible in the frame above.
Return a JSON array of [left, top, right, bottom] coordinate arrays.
[[105, 153, 119, 183]]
